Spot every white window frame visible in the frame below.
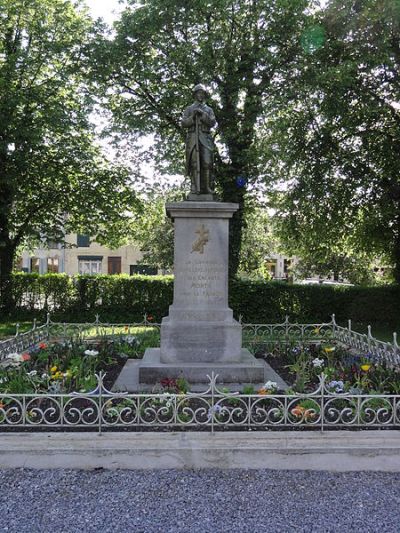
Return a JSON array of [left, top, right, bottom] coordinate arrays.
[[78, 259, 102, 275]]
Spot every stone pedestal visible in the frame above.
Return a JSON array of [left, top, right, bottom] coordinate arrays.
[[160, 201, 242, 363], [114, 200, 269, 391]]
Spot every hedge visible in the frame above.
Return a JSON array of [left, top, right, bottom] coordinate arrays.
[[5, 273, 173, 322], [2, 273, 400, 327], [229, 280, 400, 327]]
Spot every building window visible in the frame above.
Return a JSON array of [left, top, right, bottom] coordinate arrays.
[[130, 265, 157, 275], [14, 257, 23, 271], [265, 260, 277, 278], [77, 234, 90, 247], [284, 259, 291, 275], [108, 257, 122, 274], [78, 257, 102, 275], [47, 257, 59, 273], [30, 257, 40, 273]]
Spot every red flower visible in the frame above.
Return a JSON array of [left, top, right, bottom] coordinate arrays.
[[22, 353, 31, 361], [39, 342, 47, 350], [147, 315, 154, 321]]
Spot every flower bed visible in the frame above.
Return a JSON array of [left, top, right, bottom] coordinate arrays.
[[262, 341, 400, 396], [0, 318, 399, 431], [0, 334, 141, 395]]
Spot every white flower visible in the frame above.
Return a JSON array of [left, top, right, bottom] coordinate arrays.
[[263, 381, 278, 391], [328, 380, 345, 393], [7, 353, 21, 362], [27, 370, 37, 377], [125, 335, 139, 345], [207, 404, 224, 420], [84, 349, 99, 357], [41, 373, 49, 380], [312, 358, 325, 368]]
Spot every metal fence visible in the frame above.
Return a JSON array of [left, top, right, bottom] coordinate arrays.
[[0, 372, 399, 432], [0, 314, 399, 432], [2, 313, 398, 366]]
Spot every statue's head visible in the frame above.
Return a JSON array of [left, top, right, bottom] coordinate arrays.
[[193, 83, 208, 101]]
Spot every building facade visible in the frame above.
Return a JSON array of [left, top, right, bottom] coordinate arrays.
[[20, 234, 155, 275]]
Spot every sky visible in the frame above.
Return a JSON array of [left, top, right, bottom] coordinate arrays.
[[84, 0, 123, 24]]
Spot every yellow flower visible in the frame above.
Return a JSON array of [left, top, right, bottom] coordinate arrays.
[[313, 327, 320, 334], [257, 388, 267, 396], [50, 366, 57, 373], [361, 364, 371, 372], [323, 346, 335, 353]]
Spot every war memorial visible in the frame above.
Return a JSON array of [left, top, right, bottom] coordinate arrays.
[[114, 84, 284, 391]]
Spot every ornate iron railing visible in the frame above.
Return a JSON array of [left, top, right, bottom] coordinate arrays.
[[1, 314, 399, 365], [0, 372, 399, 432]]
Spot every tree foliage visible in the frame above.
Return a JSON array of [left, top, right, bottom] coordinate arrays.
[[101, 0, 310, 275], [129, 189, 275, 277], [237, 203, 275, 279], [130, 187, 184, 271], [0, 0, 139, 310], [292, 251, 376, 286], [268, 0, 400, 283]]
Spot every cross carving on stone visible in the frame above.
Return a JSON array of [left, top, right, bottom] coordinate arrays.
[[191, 224, 209, 254]]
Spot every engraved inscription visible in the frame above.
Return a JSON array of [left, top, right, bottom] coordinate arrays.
[[176, 258, 226, 304], [191, 224, 209, 254]]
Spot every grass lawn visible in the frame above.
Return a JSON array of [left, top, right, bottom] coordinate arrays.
[[0, 321, 33, 340], [0, 318, 399, 344], [340, 322, 400, 343]]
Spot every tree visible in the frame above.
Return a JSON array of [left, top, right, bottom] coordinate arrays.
[[237, 203, 275, 279], [129, 187, 184, 271], [291, 250, 376, 285], [0, 0, 139, 311], [100, 0, 310, 276], [267, 0, 400, 283], [130, 188, 275, 277]]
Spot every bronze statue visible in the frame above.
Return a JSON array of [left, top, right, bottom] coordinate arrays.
[[181, 84, 216, 196]]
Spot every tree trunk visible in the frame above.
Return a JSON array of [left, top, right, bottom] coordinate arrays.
[[392, 215, 400, 284], [219, 164, 245, 278], [0, 243, 15, 313]]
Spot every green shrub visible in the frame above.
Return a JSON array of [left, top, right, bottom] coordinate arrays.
[[5, 274, 400, 328], [229, 280, 400, 327]]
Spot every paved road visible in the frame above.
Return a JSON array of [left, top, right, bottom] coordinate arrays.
[[0, 469, 399, 532]]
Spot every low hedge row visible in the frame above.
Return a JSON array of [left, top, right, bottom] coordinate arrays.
[[3, 273, 400, 327], [229, 280, 400, 327]]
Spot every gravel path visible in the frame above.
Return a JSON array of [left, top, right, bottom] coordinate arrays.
[[0, 469, 399, 533]]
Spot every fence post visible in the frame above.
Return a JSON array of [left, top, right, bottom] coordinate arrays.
[[46, 313, 51, 339], [331, 314, 336, 338], [320, 374, 325, 433], [393, 332, 399, 355], [367, 325, 372, 352], [211, 372, 215, 435], [285, 315, 289, 343], [98, 372, 103, 436]]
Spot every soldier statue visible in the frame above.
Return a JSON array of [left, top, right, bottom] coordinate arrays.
[[181, 84, 216, 196]]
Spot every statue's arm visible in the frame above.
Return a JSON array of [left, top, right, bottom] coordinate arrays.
[[200, 108, 216, 127], [181, 107, 194, 128]]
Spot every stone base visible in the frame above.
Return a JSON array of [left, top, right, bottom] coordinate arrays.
[[160, 317, 242, 363], [112, 348, 288, 392], [186, 193, 216, 202]]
